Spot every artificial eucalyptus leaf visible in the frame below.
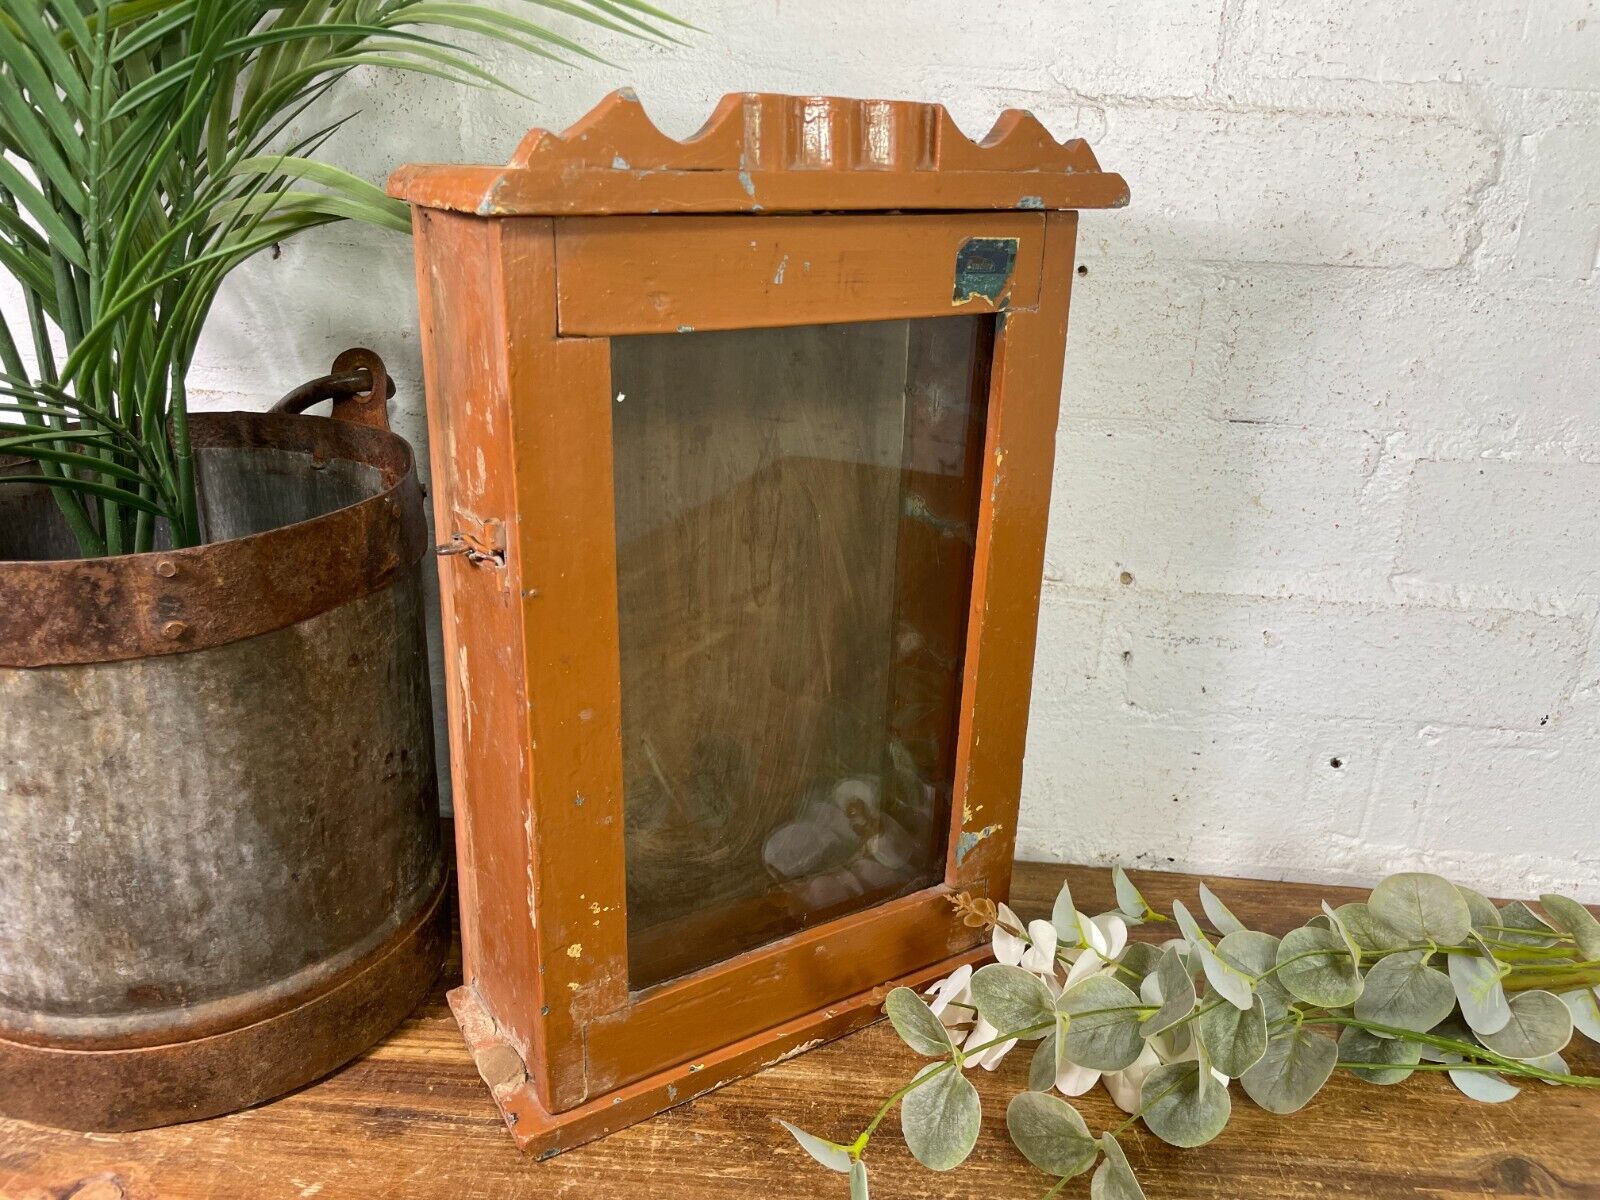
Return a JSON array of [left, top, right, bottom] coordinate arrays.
[[1240, 1026, 1338, 1114], [1370, 872, 1473, 945], [1053, 880, 1084, 945], [1448, 1065, 1520, 1103], [1217, 930, 1292, 1020], [1005, 1090, 1099, 1179], [1333, 902, 1406, 952], [1120, 942, 1163, 986], [1172, 898, 1212, 948], [900, 1064, 981, 1171], [884, 987, 954, 1057], [1456, 885, 1500, 933], [1141, 947, 1197, 1036], [1321, 902, 1365, 965], [1495, 901, 1562, 948], [1479, 990, 1573, 1060], [1061, 975, 1146, 1072], [849, 1159, 869, 1200], [1190, 936, 1254, 1011], [1446, 943, 1511, 1036], [1092, 1134, 1148, 1200], [1196, 993, 1269, 1077], [1193, 1027, 1217, 1101], [777, 1120, 853, 1173], [1336, 1025, 1421, 1085], [1199, 883, 1247, 936], [1275, 925, 1362, 1008], [971, 964, 1056, 1037], [1560, 988, 1600, 1044], [1540, 894, 1600, 961], [1354, 950, 1455, 1033], [1140, 1061, 1232, 1147], [1113, 867, 1150, 923], [1029, 1029, 1065, 1092]]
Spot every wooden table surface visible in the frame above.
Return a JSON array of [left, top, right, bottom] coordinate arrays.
[[4, 862, 1598, 1200]]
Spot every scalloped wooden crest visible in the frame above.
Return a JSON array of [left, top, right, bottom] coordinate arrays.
[[390, 90, 1128, 215]]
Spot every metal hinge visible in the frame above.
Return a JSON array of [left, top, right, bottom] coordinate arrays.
[[436, 515, 506, 567]]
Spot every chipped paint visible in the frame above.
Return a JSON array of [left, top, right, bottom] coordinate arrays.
[[1018, 194, 1045, 209], [676, 324, 695, 333], [772, 253, 788, 285], [565, 942, 583, 958], [737, 169, 756, 197], [762, 1037, 826, 1068], [611, 155, 630, 170], [956, 823, 1002, 864], [952, 236, 1019, 305]]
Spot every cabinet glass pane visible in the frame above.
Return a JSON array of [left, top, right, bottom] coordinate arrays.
[[611, 316, 992, 989]]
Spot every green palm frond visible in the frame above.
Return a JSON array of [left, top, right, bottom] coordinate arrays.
[[0, 0, 675, 556]]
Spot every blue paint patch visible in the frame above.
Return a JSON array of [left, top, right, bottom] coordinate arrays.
[[953, 237, 1019, 305], [737, 169, 756, 197], [1018, 195, 1045, 209], [956, 824, 1002, 864]]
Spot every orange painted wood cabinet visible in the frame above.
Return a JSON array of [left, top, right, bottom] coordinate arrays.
[[390, 91, 1126, 1155]]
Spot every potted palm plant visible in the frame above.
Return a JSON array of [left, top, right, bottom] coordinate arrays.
[[0, 0, 678, 1132]]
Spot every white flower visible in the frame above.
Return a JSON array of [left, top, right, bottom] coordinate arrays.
[[924, 963, 973, 1030], [962, 1015, 1016, 1070], [1055, 1060, 1101, 1096], [1090, 912, 1130, 960], [1103, 1043, 1162, 1113], [1018, 919, 1058, 975], [1061, 947, 1106, 990], [991, 903, 1028, 966]]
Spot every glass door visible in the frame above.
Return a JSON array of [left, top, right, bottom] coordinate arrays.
[[609, 316, 995, 988]]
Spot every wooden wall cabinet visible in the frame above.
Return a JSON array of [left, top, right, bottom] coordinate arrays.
[[390, 91, 1126, 1155]]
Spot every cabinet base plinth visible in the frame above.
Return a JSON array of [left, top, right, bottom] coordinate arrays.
[[449, 946, 991, 1157]]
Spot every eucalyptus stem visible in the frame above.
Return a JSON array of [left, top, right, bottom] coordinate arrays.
[[1337, 1060, 1600, 1085], [1310, 1013, 1600, 1085], [850, 1062, 951, 1155]]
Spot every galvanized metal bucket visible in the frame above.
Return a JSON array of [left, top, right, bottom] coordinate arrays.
[[0, 357, 447, 1131]]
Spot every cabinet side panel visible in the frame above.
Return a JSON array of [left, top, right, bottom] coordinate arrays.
[[410, 209, 544, 1069], [947, 209, 1080, 898]]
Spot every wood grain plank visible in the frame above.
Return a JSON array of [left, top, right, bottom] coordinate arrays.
[[4, 859, 1597, 1200]]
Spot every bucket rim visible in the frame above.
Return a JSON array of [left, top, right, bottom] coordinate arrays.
[[0, 410, 429, 667]]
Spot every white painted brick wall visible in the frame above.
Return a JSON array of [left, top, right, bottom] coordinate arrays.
[[12, 2, 1600, 899]]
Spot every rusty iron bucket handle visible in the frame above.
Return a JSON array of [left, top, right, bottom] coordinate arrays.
[[271, 348, 395, 432]]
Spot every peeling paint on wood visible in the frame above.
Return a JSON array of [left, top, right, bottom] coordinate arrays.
[[956, 824, 1003, 864]]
